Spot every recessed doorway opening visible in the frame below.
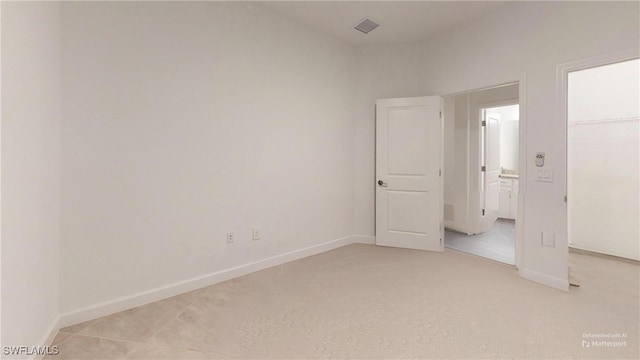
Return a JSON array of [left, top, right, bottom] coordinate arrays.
[[567, 58, 639, 261], [442, 83, 520, 265]]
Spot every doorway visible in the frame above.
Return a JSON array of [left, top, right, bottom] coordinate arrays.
[[566, 58, 639, 261], [442, 84, 520, 265]]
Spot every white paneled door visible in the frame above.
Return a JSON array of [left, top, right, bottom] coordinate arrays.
[[375, 96, 443, 251], [483, 112, 501, 222]]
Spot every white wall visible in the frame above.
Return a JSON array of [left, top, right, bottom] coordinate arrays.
[[2, 0, 638, 347], [499, 120, 519, 171], [354, 1, 639, 288], [353, 44, 425, 236], [60, 2, 357, 313], [499, 124, 519, 172], [442, 93, 470, 229], [568, 59, 640, 121], [568, 59, 640, 260], [1, 1, 61, 356], [487, 104, 519, 171], [416, 1, 639, 287], [443, 96, 456, 216]]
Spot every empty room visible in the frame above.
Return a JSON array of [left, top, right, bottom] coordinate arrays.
[[2, 1, 639, 359]]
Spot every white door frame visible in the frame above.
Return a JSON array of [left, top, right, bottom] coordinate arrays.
[[442, 75, 527, 270], [556, 48, 639, 263]]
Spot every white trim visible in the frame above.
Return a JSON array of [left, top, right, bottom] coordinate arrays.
[[441, 81, 519, 99], [465, 94, 471, 238], [35, 317, 61, 360], [519, 267, 569, 291], [569, 244, 640, 262], [515, 74, 527, 271], [444, 220, 472, 235], [556, 48, 640, 76], [351, 235, 376, 245], [476, 98, 519, 111], [57, 235, 367, 329], [440, 96, 445, 250]]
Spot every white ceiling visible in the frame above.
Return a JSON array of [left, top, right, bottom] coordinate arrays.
[[255, 1, 511, 46]]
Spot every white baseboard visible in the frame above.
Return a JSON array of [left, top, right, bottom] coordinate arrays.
[[569, 244, 640, 261], [444, 220, 471, 235], [56, 235, 369, 330], [351, 235, 375, 245], [519, 267, 569, 291], [34, 315, 61, 360]]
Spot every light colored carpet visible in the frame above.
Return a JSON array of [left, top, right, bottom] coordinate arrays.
[[445, 218, 515, 265], [51, 244, 639, 359]]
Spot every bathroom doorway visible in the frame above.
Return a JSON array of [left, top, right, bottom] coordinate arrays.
[[442, 84, 520, 265]]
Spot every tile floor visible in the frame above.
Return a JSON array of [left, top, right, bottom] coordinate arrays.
[[444, 218, 515, 265]]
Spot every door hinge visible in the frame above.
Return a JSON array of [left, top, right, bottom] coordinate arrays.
[[439, 111, 442, 119], [564, 195, 567, 203], [481, 120, 487, 126], [482, 209, 485, 216], [439, 169, 442, 177], [481, 166, 486, 172]]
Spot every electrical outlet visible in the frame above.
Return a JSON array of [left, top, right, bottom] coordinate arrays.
[[226, 232, 235, 244], [252, 228, 261, 241], [541, 231, 555, 247]]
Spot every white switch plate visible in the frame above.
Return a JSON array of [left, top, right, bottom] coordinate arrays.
[[535, 168, 553, 182], [252, 228, 261, 241], [541, 231, 555, 247]]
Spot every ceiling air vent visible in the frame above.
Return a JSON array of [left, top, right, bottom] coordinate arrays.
[[354, 17, 380, 34]]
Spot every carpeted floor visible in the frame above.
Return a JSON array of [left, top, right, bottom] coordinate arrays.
[[50, 244, 639, 359], [444, 218, 515, 265]]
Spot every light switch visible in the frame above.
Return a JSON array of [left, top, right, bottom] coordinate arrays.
[[535, 168, 553, 182]]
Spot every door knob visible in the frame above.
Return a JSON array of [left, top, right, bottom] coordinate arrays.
[[378, 180, 388, 187]]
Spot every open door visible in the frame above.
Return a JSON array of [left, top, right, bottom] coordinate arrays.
[[482, 111, 500, 224], [375, 96, 443, 251]]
